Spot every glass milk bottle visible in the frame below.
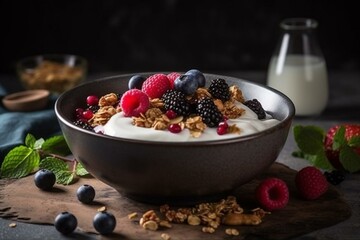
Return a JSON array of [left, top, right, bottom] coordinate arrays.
[[267, 18, 328, 116]]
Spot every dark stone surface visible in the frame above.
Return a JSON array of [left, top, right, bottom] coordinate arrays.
[[1, 0, 359, 74]]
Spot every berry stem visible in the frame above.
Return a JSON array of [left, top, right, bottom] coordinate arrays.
[[72, 160, 78, 173], [39, 150, 75, 163]]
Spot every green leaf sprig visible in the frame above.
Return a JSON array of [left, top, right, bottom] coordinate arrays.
[[293, 125, 360, 173], [1, 134, 90, 184]]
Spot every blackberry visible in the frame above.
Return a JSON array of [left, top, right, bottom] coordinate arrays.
[[208, 78, 230, 101], [73, 119, 93, 131], [87, 105, 100, 113], [196, 98, 223, 127], [161, 90, 191, 116], [244, 99, 266, 119], [324, 170, 345, 185]]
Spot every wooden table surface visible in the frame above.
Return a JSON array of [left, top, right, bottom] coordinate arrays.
[[1, 70, 359, 239]]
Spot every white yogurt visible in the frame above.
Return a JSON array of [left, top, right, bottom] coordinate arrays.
[[103, 103, 280, 142]]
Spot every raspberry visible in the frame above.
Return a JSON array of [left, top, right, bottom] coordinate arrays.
[[295, 166, 328, 200], [255, 178, 289, 211], [167, 72, 181, 89], [141, 73, 171, 99], [120, 89, 150, 117]]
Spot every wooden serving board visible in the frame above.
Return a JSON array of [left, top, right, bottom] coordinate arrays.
[[0, 163, 351, 239]]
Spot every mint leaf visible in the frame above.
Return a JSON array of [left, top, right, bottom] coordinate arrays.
[[333, 126, 347, 150], [0, 146, 40, 178], [34, 138, 45, 150], [76, 162, 90, 177], [348, 136, 360, 148], [293, 125, 325, 155], [56, 171, 75, 185], [292, 150, 305, 158], [25, 134, 36, 148], [340, 145, 360, 173], [39, 157, 76, 185], [304, 151, 334, 170], [41, 135, 71, 156], [292, 150, 334, 170]]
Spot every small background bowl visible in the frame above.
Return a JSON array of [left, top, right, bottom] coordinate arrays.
[[16, 54, 87, 94], [55, 73, 295, 205]]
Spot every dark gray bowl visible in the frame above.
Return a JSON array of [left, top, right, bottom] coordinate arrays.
[[55, 73, 295, 204]]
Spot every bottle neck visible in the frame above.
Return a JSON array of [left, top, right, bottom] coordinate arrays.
[[274, 18, 323, 58], [280, 18, 318, 31]]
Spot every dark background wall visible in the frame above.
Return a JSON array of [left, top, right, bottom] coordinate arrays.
[[1, 0, 359, 74]]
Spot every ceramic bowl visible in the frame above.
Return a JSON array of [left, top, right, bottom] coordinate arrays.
[[55, 73, 295, 204], [16, 54, 87, 94]]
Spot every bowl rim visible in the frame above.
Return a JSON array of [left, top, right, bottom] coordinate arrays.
[[55, 72, 295, 146], [16, 54, 88, 68]]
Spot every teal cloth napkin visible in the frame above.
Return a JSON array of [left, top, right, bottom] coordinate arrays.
[[0, 86, 60, 161]]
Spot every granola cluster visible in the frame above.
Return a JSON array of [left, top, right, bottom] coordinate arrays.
[[128, 196, 269, 238], [89, 93, 120, 127], [159, 195, 246, 233], [133, 108, 184, 130]]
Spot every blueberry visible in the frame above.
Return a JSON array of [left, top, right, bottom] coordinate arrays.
[[128, 75, 146, 89], [93, 211, 116, 235], [185, 69, 206, 87], [76, 184, 95, 204], [174, 74, 199, 95], [34, 169, 56, 190], [54, 212, 78, 235]]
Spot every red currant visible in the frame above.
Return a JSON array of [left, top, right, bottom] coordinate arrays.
[[218, 121, 228, 128], [216, 127, 227, 135], [82, 110, 94, 120], [217, 126, 227, 135], [75, 108, 84, 119], [165, 110, 177, 119], [86, 95, 99, 106], [217, 121, 229, 135], [168, 124, 182, 133]]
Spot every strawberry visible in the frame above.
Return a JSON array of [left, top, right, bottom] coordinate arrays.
[[141, 73, 171, 99], [295, 166, 328, 200], [255, 177, 289, 211], [120, 89, 150, 117], [167, 72, 181, 90], [324, 124, 360, 170]]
